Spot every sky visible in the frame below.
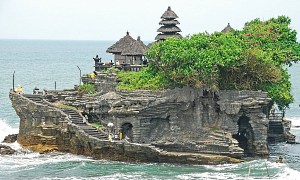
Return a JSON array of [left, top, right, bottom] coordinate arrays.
[[0, 0, 300, 41]]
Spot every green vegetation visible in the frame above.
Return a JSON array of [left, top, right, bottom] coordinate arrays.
[[53, 101, 77, 110], [117, 16, 300, 110], [78, 83, 96, 95], [117, 67, 167, 91], [104, 66, 121, 73], [89, 122, 102, 128]]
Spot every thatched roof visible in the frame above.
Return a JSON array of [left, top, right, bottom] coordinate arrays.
[[137, 36, 148, 50], [121, 36, 148, 56], [159, 19, 180, 25], [157, 26, 181, 33], [106, 32, 136, 53], [155, 6, 182, 41], [221, 23, 235, 33], [161, 6, 178, 19], [155, 33, 183, 41]]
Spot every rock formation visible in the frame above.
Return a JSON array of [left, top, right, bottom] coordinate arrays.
[[0, 144, 16, 155], [9, 72, 294, 164], [2, 134, 18, 143]]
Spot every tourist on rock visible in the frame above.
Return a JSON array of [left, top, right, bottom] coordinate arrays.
[[107, 122, 114, 134], [108, 133, 113, 141], [89, 71, 97, 79], [118, 130, 123, 140], [82, 115, 87, 124], [33, 86, 39, 94], [15, 84, 23, 94]]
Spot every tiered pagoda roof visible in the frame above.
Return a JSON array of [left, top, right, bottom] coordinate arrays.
[[221, 23, 235, 33], [106, 32, 147, 56], [155, 6, 182, 41]]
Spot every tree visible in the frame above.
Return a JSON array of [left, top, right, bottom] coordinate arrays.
[[118, 16, 300, 110]]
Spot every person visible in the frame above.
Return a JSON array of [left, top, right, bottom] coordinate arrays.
[[82, 116, 87, 124], [276, 156, 283, 163], [107, 122, 114, 134], [118, 130, 123, 140], [15, 84, 23, 94], [89, 71, 97, 80], [108, 133, 113, 141], [84, 115, 88, 124], [33, 86, 39, 94]]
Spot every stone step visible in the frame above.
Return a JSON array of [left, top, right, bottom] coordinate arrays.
[[61, 108, 108, 140], [84, 129, 99, 133], [85, 132, 100, 135], [72, 122, 85, 124], [70, 117, 82, 120]]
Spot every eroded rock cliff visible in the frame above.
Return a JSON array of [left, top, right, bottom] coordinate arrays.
[[9, 73, 275, 164]]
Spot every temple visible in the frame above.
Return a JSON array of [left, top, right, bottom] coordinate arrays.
[[94, 32, 148, 72], [94, 6, 183, 72], [221, 23, 235, 33], [155, 6, 182, 41]]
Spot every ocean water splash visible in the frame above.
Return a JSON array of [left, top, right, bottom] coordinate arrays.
[[287, 117, 300, 127], [0, 119, 18, 142]]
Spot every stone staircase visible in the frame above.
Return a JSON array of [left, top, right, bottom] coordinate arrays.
[[62, 109, 107, 140], [23, 94, 44, 104], [23, 94, 107, 140]]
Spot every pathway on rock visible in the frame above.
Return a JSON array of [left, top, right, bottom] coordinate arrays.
[[62, 109, 107, 140], [23, 94, 107, 140]]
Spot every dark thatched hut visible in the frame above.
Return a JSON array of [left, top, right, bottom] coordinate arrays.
[[122, 36, 147, 65], [155, 6, 182, 41], [221, 23, 235, 33], [106, 32, 147, 71]]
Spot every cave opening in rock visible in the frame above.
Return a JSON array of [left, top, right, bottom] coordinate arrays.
[[232, 115, 254, 156], [121, 123, 133, 141]]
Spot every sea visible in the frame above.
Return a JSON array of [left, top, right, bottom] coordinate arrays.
[[0, 39, 300, 180]]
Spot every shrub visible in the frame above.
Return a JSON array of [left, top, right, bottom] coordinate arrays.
[[78, 83, 96, 95], [117, 16, 300, 110]]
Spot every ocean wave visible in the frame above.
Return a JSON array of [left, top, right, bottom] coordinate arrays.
[[0, 119, 18, 142], [273, 166, 300, 180], [286, 117, 300, 128], [0, 152, 95, 172], [185, 160, 300, 180]]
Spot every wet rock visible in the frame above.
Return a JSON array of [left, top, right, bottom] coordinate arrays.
[[0, 144, 16, 155], [2, 134, 18, 143]]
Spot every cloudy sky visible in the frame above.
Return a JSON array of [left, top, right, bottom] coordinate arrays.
[[0, 0, 300, 41]]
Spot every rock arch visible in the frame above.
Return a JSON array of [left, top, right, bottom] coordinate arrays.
[[232, 115, 255, 156], [121, 123, 133, 141]]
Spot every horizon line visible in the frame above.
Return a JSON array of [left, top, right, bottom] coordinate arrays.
[[0, 38, 154, 42]]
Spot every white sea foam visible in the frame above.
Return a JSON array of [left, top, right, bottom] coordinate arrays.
[[0, 119, 18, 142], [0, 151, 95, 172], [272, 164, 300, 180], [286, 117, 300, 128]]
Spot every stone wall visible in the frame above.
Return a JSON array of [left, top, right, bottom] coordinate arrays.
[[46, 85, 272, 158], [108, 88, 270, 157], [82, 72, 117, 94], [10, 92, 242, 164]]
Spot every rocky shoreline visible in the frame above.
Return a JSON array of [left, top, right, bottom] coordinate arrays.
[[8, 72, 295, 164], [0, 134, 17, 155]]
